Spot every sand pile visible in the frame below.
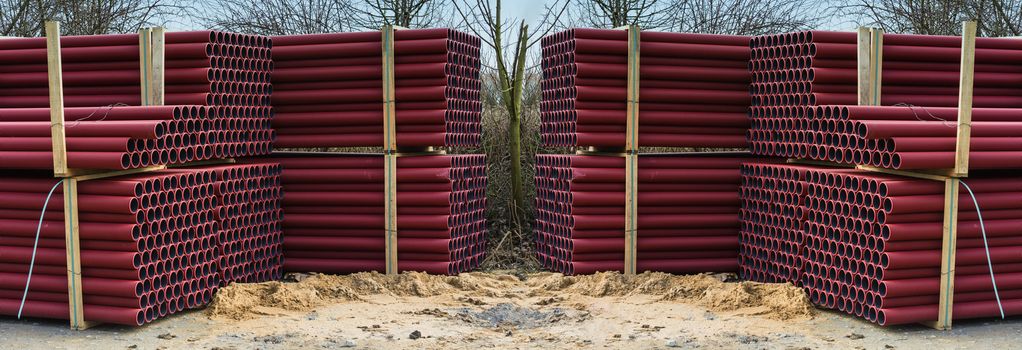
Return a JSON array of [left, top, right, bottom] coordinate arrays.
[[207, 271, 814, 321], [206, 272, 520, 320], [527, 271, 815, 320]]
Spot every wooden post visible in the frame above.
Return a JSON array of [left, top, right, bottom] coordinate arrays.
[[869, 28, 883, 105], [46, 21, 69, 177], [927, 20, 976, 331], [926, 177, 961, 330], [953, 22, 975, 177], [149, 27, 166, 106], [382, 25, 399, 275], [856, 27, 883, 106], [856, 27, 870, 105], [61, 178, 93, 330], [138, 28, 152, 105], [622, 25, 640, 275]]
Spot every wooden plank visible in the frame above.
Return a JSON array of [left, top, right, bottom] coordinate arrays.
[[925, 20, 976, 331], [150, 27, 166, 106], [46, 21, 69, 177], [71, 165, 167, 182], [384, 153, 399, 275], [856, 27, 870, 105], [623, 25, 640, 275], [869, 28, 883, 105], [381, 25, 399, 275], [854, 165, 951, 181], [954, 22, 976, 177], [624, 153, 638, 275], [382, 25, 398, 152], [926, 178, 961, 330], [138, 28, 151, 105], [624, 24, 640, 152], [62, 179, 95, 330]]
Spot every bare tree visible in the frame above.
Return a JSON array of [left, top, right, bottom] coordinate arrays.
[[968, 0, 1022, 36], [839, 0, 1021, 36], [574, 0, 673, 29], [202, 0, 357, 35], [1, 0, 183, 36], [666, 0, 826, 35], [839, 0, 969, 35], [451, 0, 568, 237], [0, 0, 47, 36], [352, 0, 447, 29]]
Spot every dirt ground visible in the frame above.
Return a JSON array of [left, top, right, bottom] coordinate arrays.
[[1, 271, 1020, 349]]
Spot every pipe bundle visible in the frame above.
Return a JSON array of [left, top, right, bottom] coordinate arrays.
[[0, 170, 223, 326], [777, 105, 1022, 169], [257, 153, 486, 275], [0, 106, 231, 170], [0, 162, 284, 325], [535, 153, 758, 275], [540, 28, 751, 148], [738, 163, 813, 284], [0, 31, 275, 163], [270, 29, 482, 148], [185, 164, 283, 285], [748, 31, 1022, 165], [739, 162, 1022, 325]]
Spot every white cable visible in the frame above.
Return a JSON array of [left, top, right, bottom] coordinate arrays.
[[18, 179, 64, 319], [959, 179, 1004, 318]]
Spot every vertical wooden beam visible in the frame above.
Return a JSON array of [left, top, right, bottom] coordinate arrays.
[[62, 178, 91, 330], [46, 21, 69, 177], [927, 21, 976, 331], [856, 27, 870, 105], [623, 25, 640, 275], [869, 28, 883, 105], [138, 28, 152, 105], [149, 27, 166, 106], [624, 152, 638, 275], [953, 21, 976, 177], [857, 27, 884, 106], [381, 25, 399, 275], [928, 177, 961, 330], [624, 25, 640, 152]]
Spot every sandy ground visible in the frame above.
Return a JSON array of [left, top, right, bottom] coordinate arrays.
[[1, 271, 1020, 349]]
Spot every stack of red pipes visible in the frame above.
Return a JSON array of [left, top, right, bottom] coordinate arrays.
[[0, 169, 224, 326], [261, 153, 486, 275], [185, 163, 284, 285], [738, 162, 1022, 325], [738, 163, 814, 284], [0, 106, 219, 170], [0, 30, 275, 167], [786, 105, 1022, 169], [0, 162, 284, 325], [540, 28, 751, 148], [747, 31, 1022, 165], [535, 153, 757, 275], [270, 29, 481, 148]]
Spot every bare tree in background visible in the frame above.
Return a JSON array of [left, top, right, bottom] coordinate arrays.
[[841, 0, 1021, 36], [840, 0, 968, 35], [452, 0, 568, 269], [574, 0, 673, 29], [972, 0, 1022, 36], [202, 0, 357, 35], [0, 0, 183, 36], [352, 0, 447, 29], [666, 0, 825, 35], [0, 0, 47, 36]]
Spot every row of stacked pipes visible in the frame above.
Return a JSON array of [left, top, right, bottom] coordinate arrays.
[[0, 28, 484, 325], [538, 27, 1022, 325]]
